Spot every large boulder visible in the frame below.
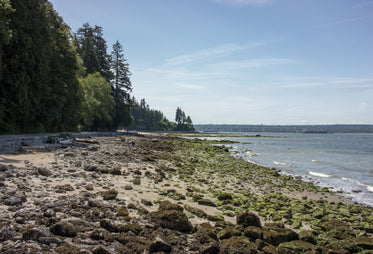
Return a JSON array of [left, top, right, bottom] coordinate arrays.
[[236, 211, 261, 228]]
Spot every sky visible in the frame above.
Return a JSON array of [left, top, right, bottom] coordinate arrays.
[[49, 0, 373, 125]]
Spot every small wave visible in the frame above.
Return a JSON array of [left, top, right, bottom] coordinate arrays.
[[367, 186, 373, 192], [273, 161, 287, 165], [309, 171, 332, 178], [312, 159, 321, 163]]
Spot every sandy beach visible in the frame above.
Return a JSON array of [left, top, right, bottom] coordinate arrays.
[[0, 133, 372, 253]]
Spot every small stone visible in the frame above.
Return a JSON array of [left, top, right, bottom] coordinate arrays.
[[37, 167, 52, 176]]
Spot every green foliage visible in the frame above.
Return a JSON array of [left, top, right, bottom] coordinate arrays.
[[80, 72, 115, 130], [175, 107, 195, 131], [0, 0, 83, 134], [129, 98, 175, 131]]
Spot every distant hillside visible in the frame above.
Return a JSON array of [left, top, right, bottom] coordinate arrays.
[[194, 124, 373, 133]]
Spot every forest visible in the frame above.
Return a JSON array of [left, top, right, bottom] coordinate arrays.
[[0, 0, 194, 134]]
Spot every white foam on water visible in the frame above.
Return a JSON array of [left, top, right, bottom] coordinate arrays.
[[312, 159, 321, 163], [309, 171, 332, 178], [367, 186, 373, 192], [273, 161, 286, 165]]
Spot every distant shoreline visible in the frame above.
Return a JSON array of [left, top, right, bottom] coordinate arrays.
[[194, 124, 373, 133]]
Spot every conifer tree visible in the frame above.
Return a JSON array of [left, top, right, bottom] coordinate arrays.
[[111, 40, 132, 128]]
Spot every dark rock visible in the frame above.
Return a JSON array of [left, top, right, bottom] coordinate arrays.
[[3, 196, 26, 206], [0, 225, 16, 241], [0, 165, 8, 172], [141, 199, 153, 206], [90, 229, 113, 242], [22, 226, 50, 240], [124, 184, 133, 190], [200, 242, 220, 254], [92, 245, 112, 254], [50, 221, 77, 237], [195, 223, 218, 244], [220, 236, 258, 254], [147, 210, 193, 233], [149, 236, 172, 253], [38, 236, 62, 245], [44, 208, 56, 218], [37, 167, 52, 176], [100, 219, 120, 232], [117, 207, 129, 217], [236, 211, 261, 228]]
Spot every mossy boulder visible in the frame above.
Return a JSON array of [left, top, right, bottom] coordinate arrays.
[[101, 189, 118, 200], [117, 207, 129, 217], [159, 200, 184, 212], [236, 211, 261, 228], [147, 209, 193, 233], [244, 226, 263, 241], [263, 231, 288, 246], [220, 236, 258, 254], [217, 226, 242, 240], [279, 240, 317, 253]]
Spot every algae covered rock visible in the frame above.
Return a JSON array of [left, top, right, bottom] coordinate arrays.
[[236, 210, 261, 228], [159, 210, 193, 233], [159, 200, 184, 212], [220, 236, 258, 254], [299, 230, 316, 244], [279, 240, 317, 253], [217, 226, 242, 240], [262, 245, 294, 254], [101, 189, 118, 200], [184, 204, 207, 218], [244, 226, 263, 241]]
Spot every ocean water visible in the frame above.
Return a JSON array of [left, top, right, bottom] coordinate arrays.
[[207, 132, 373, 206]]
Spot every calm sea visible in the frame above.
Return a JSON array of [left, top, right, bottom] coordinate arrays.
[[208, 132, 373, 206]]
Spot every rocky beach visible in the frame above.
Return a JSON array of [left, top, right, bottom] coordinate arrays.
[[0, 133, 372, 253]]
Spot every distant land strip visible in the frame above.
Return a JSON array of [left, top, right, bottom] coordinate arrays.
[[194, 124, 373, 133]]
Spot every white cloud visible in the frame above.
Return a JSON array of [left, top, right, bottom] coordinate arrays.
[[164, 41, 269, 66], [210, 58, 295, 70], [210, 0, 272, 6]]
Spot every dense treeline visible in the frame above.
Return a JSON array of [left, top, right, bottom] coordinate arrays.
[[0, 0, 194, 134], [1, 0, 82, 133], [129, 99, 194, 132]]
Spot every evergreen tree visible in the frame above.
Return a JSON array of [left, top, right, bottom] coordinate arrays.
[[75, 23, 112, 80], [111, 40, 132, 128]]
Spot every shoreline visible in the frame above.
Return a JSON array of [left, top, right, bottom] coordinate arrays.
[[0, 133, 372, 253]]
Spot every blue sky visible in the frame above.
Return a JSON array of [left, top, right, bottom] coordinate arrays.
[[49, 0, 373, 124]]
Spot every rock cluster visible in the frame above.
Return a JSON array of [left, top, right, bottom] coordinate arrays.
[[0, 135, 372, 253]]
